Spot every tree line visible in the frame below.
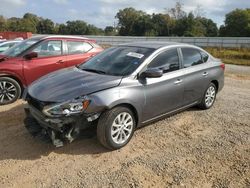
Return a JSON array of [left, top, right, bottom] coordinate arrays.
[[0, 3, 249, 37]]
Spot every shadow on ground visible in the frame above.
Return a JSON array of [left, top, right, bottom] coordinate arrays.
[[0, 102, 109, 161], [0, 101, 204, 161]]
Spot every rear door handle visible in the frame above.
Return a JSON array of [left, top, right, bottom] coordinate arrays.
[[174, 79, 183, 85], [202, 72, 208, 76], [56, 60, 64, 64]]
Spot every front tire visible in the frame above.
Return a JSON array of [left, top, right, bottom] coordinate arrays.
[[198, 83, 217, 109], [0, 77, 21, 105], [97, 106, 136, 150]]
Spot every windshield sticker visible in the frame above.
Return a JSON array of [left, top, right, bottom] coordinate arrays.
[[127, 52, 144, 59]]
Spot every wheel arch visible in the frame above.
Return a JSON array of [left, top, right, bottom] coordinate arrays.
[[211, 80, 219, 91], [0, 73, 24, 93], [109, 103, 140, 128]]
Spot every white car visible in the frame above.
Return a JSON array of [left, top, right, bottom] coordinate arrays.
[[0, 40, 21, 53]]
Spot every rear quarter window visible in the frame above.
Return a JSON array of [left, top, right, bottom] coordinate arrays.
[[181, 48, 204, 68], [200, 51, 209, 62]]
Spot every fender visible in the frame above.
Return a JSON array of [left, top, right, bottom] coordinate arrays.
[[0, 71, 26, 87], [108, 98, 143, 126], [86, 88, 145, 127]]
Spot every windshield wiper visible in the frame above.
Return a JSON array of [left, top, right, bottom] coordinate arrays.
[[81, 68, 106, 75]]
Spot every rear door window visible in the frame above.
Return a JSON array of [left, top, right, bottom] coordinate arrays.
[[67, 41, 93, 55], [181, 48, 203, 68]]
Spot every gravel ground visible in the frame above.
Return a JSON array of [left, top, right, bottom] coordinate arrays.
[[225, 64, 250, 80], [0, 65, 249, 188], [226, 64, 250, 75]]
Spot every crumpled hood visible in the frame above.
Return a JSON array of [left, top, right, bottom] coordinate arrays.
[[28, 67, 122, 102]]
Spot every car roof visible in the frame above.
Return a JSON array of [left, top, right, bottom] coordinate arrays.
[[118, 41, 197, 49], [30, 35, 93, 41], [0, 40, 21, 45]]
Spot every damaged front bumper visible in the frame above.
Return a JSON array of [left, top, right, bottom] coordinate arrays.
[[24, 105, 100, 147]]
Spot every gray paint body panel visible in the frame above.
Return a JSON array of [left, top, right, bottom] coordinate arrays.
[[27, 42, 224, 127]]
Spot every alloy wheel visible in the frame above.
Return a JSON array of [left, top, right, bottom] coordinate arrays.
[[205, 86, 216, 107], [0, 81, 17, 103], [111, 112, 133, 145]]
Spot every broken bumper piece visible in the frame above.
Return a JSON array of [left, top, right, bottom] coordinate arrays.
[[24, 106, 99, 147]]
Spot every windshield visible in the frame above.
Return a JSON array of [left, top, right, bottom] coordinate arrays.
[[2, 38, 39, 57], [78, 46, 154, 76]]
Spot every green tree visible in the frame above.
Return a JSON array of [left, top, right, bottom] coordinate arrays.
[[6, 17, 22, 32], [7, 16, 37, 33], [105, 26, 116, 36], [116, 7, 146, 36], [151, 13, 173, 36], [23, 13, 40, 28], [219, 9, 250, 37], [132, 14, 155, 36], [18, 18, 37, 33], [0, 15, 7, 32], [86, 24, 104, 35], [37, 19, 55, 34], [66, 20, 88, 35], [11, 13, 40, 33], [199, 18, 218, 36], [185, 13, 207, 36], [58, 24, 68, 34], [174, 12, 217, 37]]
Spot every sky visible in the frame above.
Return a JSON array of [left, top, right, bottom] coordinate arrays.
[[0, 0, 249, 28]]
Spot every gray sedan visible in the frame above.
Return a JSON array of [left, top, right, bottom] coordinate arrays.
[[24, 42, 224, 149]]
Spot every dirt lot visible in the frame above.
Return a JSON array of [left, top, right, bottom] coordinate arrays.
[[0, 65, 249, 188]]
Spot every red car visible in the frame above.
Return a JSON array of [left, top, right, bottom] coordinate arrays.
[[0, 35, 103, 105]]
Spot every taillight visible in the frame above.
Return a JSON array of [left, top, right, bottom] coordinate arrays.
[[220, 63, 225, 71]]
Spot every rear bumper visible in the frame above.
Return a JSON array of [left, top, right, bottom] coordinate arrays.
[[218, 73, 224, 93]]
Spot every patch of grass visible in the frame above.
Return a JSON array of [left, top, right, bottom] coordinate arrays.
[[222, 59, 250, 66], [205, 48, 250, 66], [101, 44, 112, 49]]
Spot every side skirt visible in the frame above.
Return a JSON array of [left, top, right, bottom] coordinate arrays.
[[140, 101, 198, 126]]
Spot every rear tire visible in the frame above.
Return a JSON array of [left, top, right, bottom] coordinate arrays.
[[0, 77, 21, 105], [198, 83, 217, 110], [97, 106, 135, 150]]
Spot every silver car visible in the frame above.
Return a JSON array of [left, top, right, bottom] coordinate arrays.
[[0, 40, 21, 53], [24, 42, 224, 149]]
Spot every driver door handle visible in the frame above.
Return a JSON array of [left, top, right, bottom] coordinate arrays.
[[202, 72, 208, 76], [56, 60, 64, 64], [174, 79, 183, 85]]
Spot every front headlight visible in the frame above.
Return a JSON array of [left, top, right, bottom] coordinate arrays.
[[43, 96, 90, 117]]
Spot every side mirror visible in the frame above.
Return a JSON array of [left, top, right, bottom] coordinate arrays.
[[24, 52, 38, 60], [140, 68, 163, 78]]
